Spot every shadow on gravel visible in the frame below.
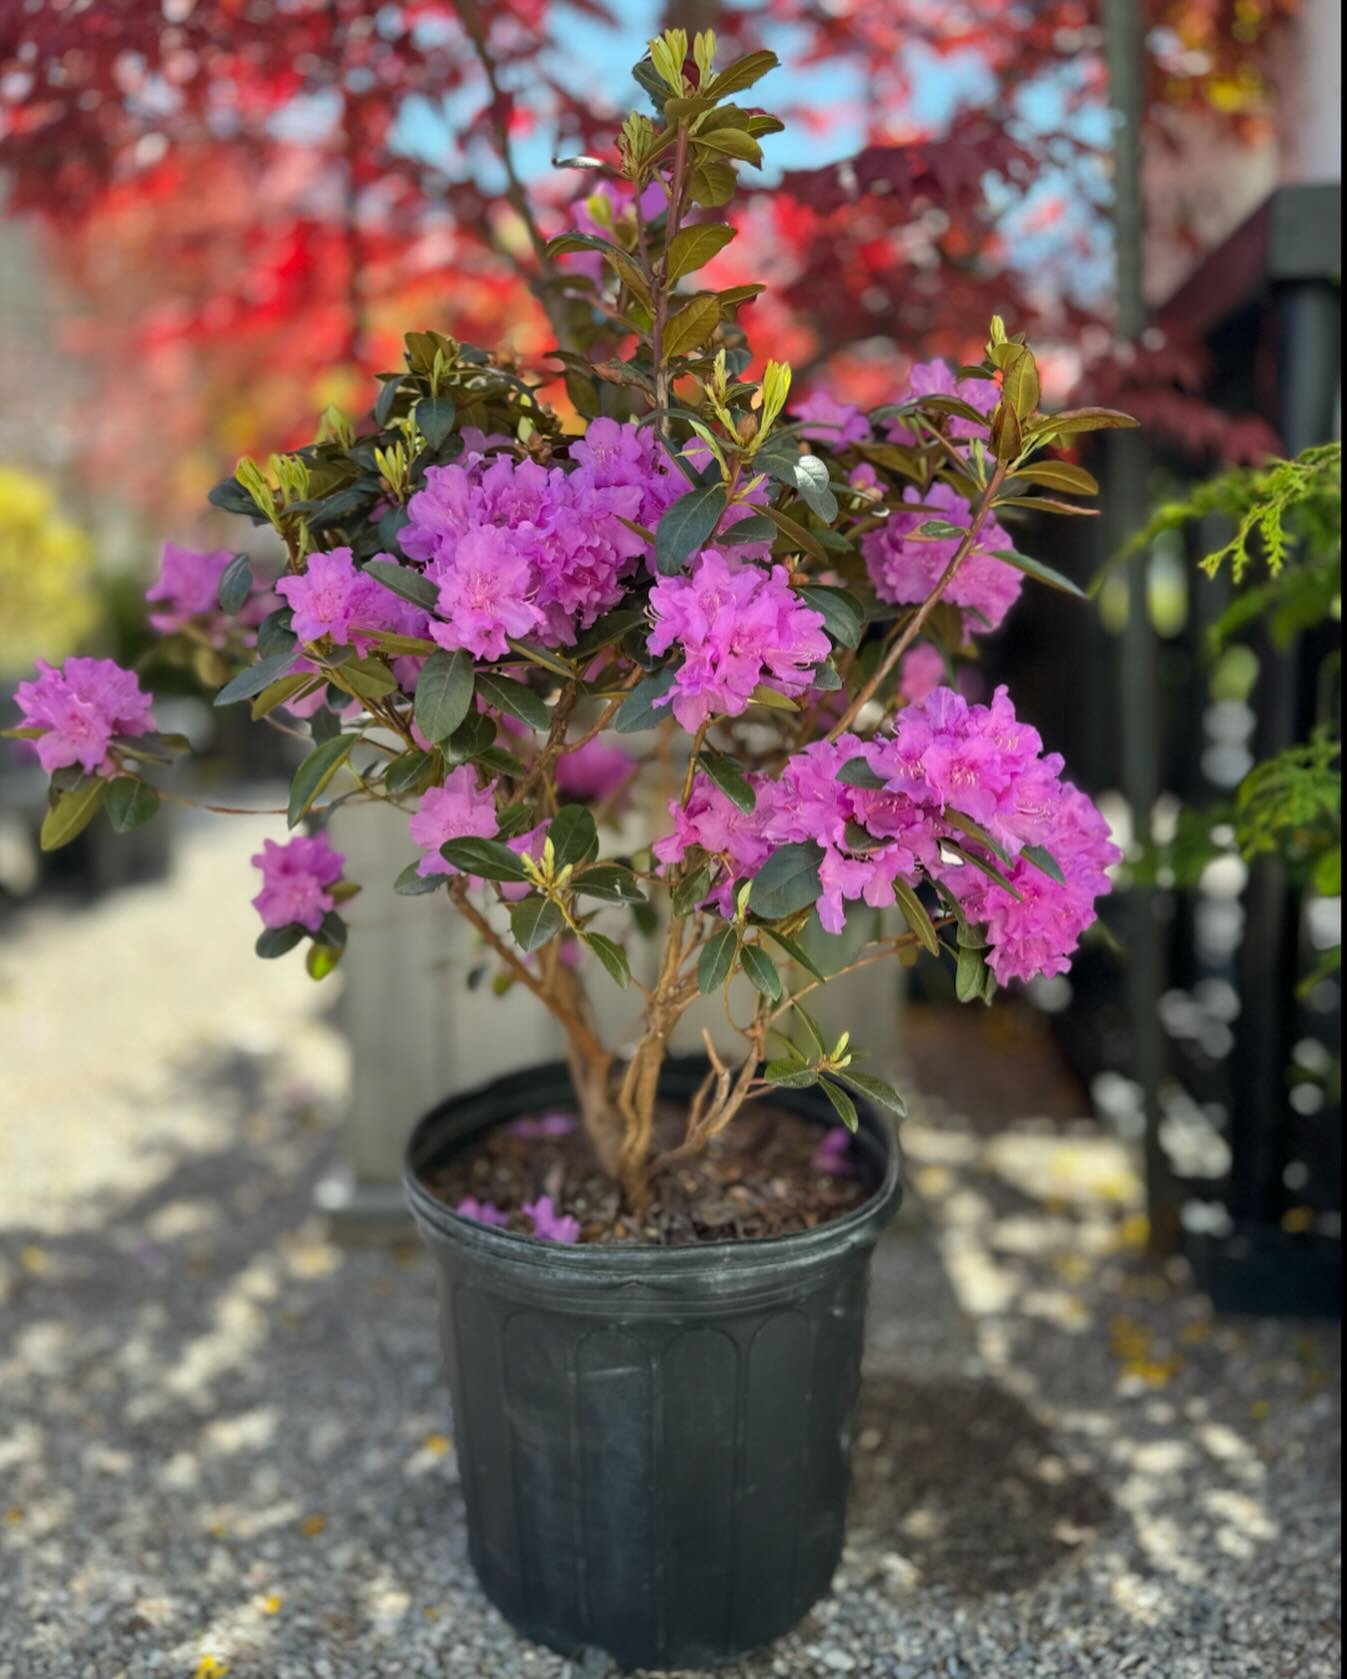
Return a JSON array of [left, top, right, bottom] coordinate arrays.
[[849, 1372, 1114, 1596]]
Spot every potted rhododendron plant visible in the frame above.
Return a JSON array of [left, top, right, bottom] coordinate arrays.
[[7, 33, 1132, 1669]]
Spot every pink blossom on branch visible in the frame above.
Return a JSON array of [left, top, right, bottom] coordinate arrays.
[[250, 833, 345, 932], [408, 766, 499, 879], [862, 481, 1022, 635], [647, 550, 831, 731], [14, 657, 156, 776]]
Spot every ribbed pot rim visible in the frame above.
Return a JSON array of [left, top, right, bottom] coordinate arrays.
[[404, 1055, 902, 1279]]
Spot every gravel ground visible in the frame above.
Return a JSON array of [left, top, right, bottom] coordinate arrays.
[[1, 819, 1340, 1679]]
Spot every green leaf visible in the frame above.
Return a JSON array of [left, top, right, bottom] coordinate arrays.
[[1013, 461, 1099, 496], [763, 1061, 818, 1090], [442, 711, 495, 766], [795, 585, 864, 649], [1000, 345, 1040, 420], [791, 1001, 828, 1057], [0, 726, 41, 740], [761, 927, 828, 984], [819, 1078, 860, 1132], [1029, 407, 1139, 442], [662, 294, 723, 361], [987, 547, 1088, 601], [667, 223, 737, 282], [944, 808, 1012, 864], [288, 734, 360, 827], [706, 48, 779, 98], [510, 895, 564, 953], [893, 880, 941, 956], [395, 861, 444, 895], [837, 757, 888, 790], [945, 841, 1022, 901], [671, 864, 712, 916], [384, 749, 438, 797], [548, 804, 599, 870], [615, 666, 677, 733], [990, 548, 1088, 598], [718, 512, 776, 546], [834, 1068, 907, 1118], [364, 558, 439, 610], [750, 841, 825, 920], [584, 931, 630, 988], [792, 454, 838, 522], [215, 649, 300, 707], [956, 941, 988, 1003], [655, 480, 726, 574], [572, 605, 650, 659], [740, 944, 782, 1000], [218, 552, 253, 614], [476, 672, 550, 731], [573, 865, 646, 904], [39, 779, 106, 851], [1021, 843, 1065, 884], [693, 127, 763, 166], [990, 401, 1023, 462], [256, 610, 297, 660], [306, 941, 343, 981], [333, 655, 398, 703], [506, 638, 578, 680], [256, 924, 305, 959], [697, 924, 739, 994], [916, 519, 967, 540], [761, 502, 830, 565], [699, 748, 755, 813], [105, 777, 160, 833], [440, 836, 530, 881], [416, 395, 456, 449], [250, 672, 318, 720], [415, 650, 475, 743], [688, 159, 736, 207]]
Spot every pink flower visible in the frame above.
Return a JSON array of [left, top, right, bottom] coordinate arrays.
[[653, 774, 779, 915], [424, 525, 543, 659], [555, 738, 632, 804], [523, 1195, 582, 1244], [408, 767, 499, 878], [811, 1128, 856, 1174], [145, 541, 253, 636], [509, 1112, 577, 1139], [647, 550, 831, 730], [569, 416, 683, 532], [402, 449, 654, 653], [14, 657, 156, 776], [250, 833, 345, 932], [888, 359, 1000, 444], [276, 546, 425, 650], [899, 643, 947, 703], [795, 391, 871, 447], [862, 482, 1021, 635], [456, 1197, 510, 1227]]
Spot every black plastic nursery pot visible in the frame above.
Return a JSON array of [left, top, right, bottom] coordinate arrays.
[[404, 1057, 902, 1671]]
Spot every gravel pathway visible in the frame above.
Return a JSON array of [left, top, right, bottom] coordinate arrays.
[[1, 820, 1340, 1679]]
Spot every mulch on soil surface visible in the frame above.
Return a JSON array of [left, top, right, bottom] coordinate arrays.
[[422, 1099, 875, 1245]]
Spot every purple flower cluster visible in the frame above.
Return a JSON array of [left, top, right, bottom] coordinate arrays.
[[862, 481, 1021, 635], [888, 358, 1000, 444], [146, 541, 270, 639], [656, 683, 1119, 981], [251, 832, 345, 932], [647, 549, 831, 730], [15, 658, 156, 776], [454, 1192, 582, 1243], [276, 546, 429, 653], [794, 391, 872, 447], [400, 428, 678, 658]]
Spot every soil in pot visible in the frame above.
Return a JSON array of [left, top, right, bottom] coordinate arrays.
[[421, 1097, 873, 1245]]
